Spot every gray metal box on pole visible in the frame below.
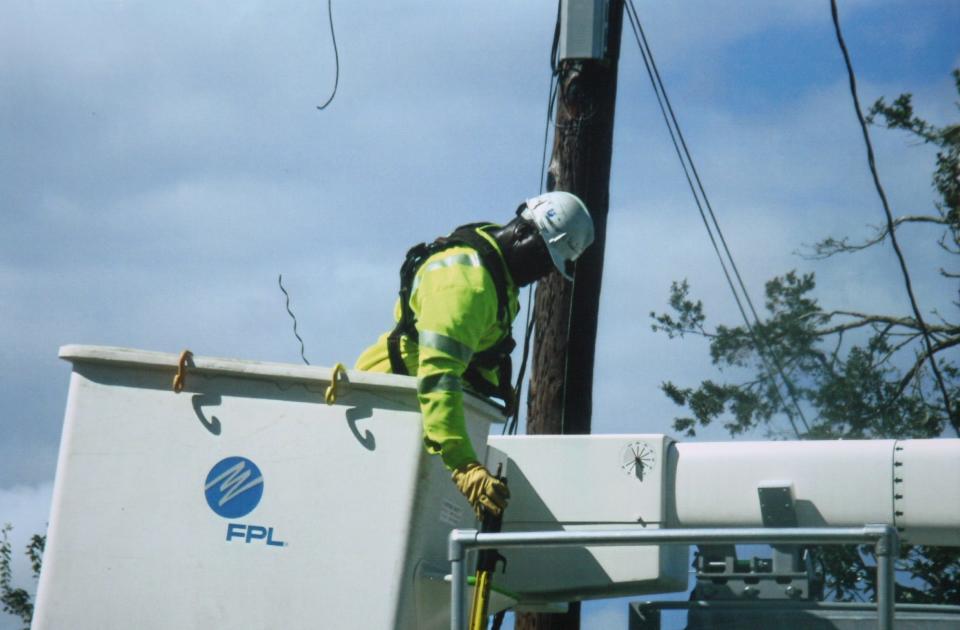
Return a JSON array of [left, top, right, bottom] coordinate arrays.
[[559, 0, 610, 61]]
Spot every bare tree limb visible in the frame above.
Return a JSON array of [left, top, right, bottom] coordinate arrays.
[[938, 233, 960, 255], [830, 329, 845, 367], [878, 332, 924, 367], [813, 310, 958, 336], [895, 334, 960, 400], [799, 215, 949, 260]]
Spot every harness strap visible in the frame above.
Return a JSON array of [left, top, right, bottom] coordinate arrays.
[[386, 225, 516, 411], [387, 241, 433, 376], [440, 224, 511, 325]]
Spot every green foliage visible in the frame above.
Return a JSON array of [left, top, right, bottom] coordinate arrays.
[[654, 271, 956, 440], [654, 70, 960, 440], [868, 69, 960, 240], [899, 546, 960, 603], [650, 280, 706, 339], [652, 70, 960, 603], [1, 523, 44, 630]]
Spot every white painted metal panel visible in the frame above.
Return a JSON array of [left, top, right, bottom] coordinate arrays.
[[34, 346, 502, 630], [669, 440, 896, 528], [895, 439, 960, 546], [486, 435, 688, 602]]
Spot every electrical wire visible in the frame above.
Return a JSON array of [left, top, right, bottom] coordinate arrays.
[[539, 76, 560, 193], [279, 274, 311, 365], [624, 0, 810, 438], [829, 0, 955, 431], [316, 0, 340, 110], [506, 3, 563, 437], [505, 289, 537, 436]]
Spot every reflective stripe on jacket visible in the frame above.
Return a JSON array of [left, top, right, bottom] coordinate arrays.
[[355, 232, 518, 470]]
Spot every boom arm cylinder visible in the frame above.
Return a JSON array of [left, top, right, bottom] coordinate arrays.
[[666, 438, 960, 547]]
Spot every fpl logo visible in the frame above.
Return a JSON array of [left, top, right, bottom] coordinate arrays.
[[205, 456, 264, 518], [205, 456, 286, 547]]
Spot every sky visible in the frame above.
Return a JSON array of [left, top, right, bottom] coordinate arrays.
[[1, 1, 958, 628]]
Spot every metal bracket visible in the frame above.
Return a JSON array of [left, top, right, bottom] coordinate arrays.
[[558, 0, 610, 61], [758, 483, 798, 527], [691, 484, 814, 601]]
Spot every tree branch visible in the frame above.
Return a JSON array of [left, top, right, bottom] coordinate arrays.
[[938, 232, 960, 255], [895, 334, 960, 401], [814, 310, 957, 336], [830, 329, 845, 369], [878, 332, 923, 367], [799, 215, 949, 260]]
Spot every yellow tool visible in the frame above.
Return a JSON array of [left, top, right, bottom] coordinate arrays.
[[468, 464, 507, 630]]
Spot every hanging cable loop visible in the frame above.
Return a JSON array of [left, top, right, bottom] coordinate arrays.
[[316, 0, 340, 110]]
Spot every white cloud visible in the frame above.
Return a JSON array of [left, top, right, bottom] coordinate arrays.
[[1, 0, 956, 502], [0, 4, 955, 626]]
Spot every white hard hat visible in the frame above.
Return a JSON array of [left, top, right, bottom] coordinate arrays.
[[520, 191, 594, 280]]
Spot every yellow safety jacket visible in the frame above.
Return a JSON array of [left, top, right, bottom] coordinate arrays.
[[355, 225, 519, 470]]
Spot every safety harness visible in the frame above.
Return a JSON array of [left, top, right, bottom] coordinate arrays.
[[387, 223, 517, 413]]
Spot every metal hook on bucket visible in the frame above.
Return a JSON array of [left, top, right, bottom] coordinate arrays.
[[173, 350, 193, 393], [325, 363, 347, 405]]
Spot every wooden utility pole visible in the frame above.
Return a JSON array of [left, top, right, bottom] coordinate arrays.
[[518, 1, 625, 629]]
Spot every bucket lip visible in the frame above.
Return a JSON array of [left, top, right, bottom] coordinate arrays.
[[58, 344, 505, 419]]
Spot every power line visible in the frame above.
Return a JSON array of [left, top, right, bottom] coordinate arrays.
[[507, 8, 563, 437], [539, 76, 560, 194], [316, 0, 340, 111], [624, 0, 811, 438], [829, 0, 956, 433]]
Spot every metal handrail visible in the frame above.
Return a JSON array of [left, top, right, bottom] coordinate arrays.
[[448, 525, 899, 630]]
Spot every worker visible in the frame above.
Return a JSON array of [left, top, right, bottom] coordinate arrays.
[[355, 191, 594, 519]]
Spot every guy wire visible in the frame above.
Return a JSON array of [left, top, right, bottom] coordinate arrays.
[[625, 0, 810, 437]]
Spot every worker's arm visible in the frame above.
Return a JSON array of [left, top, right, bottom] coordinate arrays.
[[411, 249, 511, 518], [412, 259, 495, 469]]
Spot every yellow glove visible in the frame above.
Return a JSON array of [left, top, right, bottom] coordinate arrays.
[[451, 461, 510, 520]]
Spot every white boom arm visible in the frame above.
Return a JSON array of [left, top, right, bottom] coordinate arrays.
[[668, 438, 960, 547], [486, 434, 960, 604]]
